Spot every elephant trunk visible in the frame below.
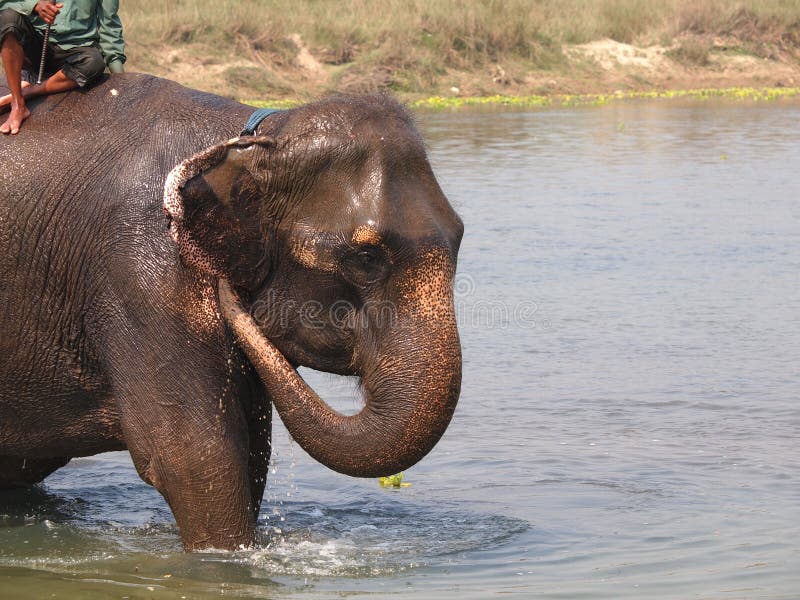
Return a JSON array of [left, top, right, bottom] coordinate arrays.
[[218, 268, 461, 478]]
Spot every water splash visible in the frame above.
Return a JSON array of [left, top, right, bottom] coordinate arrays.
[[247, 500, 528, 577], [260, 423, 299, 543]]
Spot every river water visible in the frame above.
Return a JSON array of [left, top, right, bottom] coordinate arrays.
[[1, 99, 799, 598]]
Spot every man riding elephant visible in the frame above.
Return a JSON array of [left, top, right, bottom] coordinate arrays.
[[0, 0, 124, 134]]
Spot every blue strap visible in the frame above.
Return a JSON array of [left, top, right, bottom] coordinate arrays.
[[241, 108, 283, 137]]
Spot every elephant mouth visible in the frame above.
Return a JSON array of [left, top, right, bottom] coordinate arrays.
[[218, 278, 462, 478], [269, 336, 359, 377]]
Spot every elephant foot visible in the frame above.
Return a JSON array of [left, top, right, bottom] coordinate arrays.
[[0, 456, 70, 489]]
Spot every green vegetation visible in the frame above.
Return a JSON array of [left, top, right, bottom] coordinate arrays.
[[120, 0, 800, 101], [409, 87, 800, 109], [379, 473, 410, 488], [245, 87, 800, 112]]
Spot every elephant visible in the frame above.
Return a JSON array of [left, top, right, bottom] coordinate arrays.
[[0, 73, 463, 550]]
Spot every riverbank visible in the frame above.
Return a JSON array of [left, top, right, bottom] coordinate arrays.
[[245, 87, 800, 112], [121, 0, 800, 104]]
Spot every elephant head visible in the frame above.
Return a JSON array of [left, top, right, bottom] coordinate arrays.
[[163, 95, 463, 478]]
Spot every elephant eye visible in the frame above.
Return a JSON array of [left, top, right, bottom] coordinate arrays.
[[343, 245, 389, 285], [357, 249, 378, 268]]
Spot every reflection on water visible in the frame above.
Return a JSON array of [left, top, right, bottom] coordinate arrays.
[[2, 98, 800, 598]]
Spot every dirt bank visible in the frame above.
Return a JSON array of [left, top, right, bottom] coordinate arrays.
[[128, 33, 799, 104]]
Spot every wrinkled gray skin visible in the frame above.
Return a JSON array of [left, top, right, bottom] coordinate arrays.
[[0, 74, 463, 550]]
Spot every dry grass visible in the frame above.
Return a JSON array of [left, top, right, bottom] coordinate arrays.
[[667, 39, 713, 65], [119, 0, 800, 97]]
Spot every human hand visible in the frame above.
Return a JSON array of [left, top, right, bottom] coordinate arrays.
[[34, 1, 63, 25]]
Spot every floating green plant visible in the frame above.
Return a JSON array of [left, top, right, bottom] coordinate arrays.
[[243, 99, 304, 110], [379, 472, 411, 488], [407, 87, 800, 111], [243, 87, 799, 114]]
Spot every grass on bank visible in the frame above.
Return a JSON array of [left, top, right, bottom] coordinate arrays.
[[120, 0, 800, 98], [244, 86, 800, 112]]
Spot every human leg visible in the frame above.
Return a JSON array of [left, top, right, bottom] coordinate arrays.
[[0, 45, 105, 128], [0, 34, 30, 134], [0, 24, 105, 133], [58, 45, 106, 88], [0, 9, 45, 133]]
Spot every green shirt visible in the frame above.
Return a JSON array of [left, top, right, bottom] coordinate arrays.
[[1, 0, 125, 67]]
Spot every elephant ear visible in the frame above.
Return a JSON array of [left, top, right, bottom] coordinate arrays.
[[163, 136, 276, 289]]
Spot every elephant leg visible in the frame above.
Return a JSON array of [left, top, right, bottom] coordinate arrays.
[[244, 374, 272, 523], [112, 345, 266, 551], [0, 456, 70, 489], [122, 406, 257, 551]]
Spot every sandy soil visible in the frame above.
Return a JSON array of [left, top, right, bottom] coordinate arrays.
[[562, 38, 798, 92]]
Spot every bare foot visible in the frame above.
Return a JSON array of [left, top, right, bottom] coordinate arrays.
[[0, 104, 31, 134], [0, 82, 32, 112]]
